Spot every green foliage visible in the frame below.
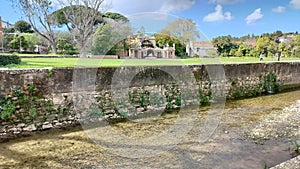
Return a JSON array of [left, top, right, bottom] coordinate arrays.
[[149, 93, 164, 107], [291, 140, 300, 154], [8, 34, 29, 51], [46, 69, 53, 77], [56, 37, 77, 55], [0, 101, 16, 120], [0, 54, 21, 66], [14, 20, 33, 33], [103, 12, 128, 22], [23, 33, 39, 50], [264, 73, 280, 93], [212, 35, 238, 56], [289, 35, 300, 57], [153, 33, 187, 57], [235, 43, 251, 57], [234, 88, 244, 98], [3, 27, 15, 33], [49, 5, 103, 28], [29, 108, 39, 118], [87, 104, 104, 119], [27, 85, 35, 95], [174, 97, 181, 107], [0, 86, 72, 122], [91, 22, 131, 55], [198, 89, 211, 105]]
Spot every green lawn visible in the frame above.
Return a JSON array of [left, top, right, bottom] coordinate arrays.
[[1, 57, 300, 68]]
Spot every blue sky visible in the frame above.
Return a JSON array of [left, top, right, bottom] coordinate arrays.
[[1, 0, 300, 40]]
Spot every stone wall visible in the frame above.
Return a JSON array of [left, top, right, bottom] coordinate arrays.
[[0, 61, 300, 136]]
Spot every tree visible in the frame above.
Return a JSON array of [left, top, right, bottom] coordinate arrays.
[[13, 0, 58, 54], [103, 12, 128, 22], [52, 0, 107, 57], [153, 33, 186, 57], [14, 20, 33, 33], [289, 35, 300, 57], [91, 19, 131, 55], [212, 35, 237, 57], [160, 18, 200, 45], [267, 40, 278, 57], [56, 37, 76, 55], [8, 34, 28, 51], [255, 36, 271, 56], [23, 33, 39, 51], [3, 27, 15, 33]]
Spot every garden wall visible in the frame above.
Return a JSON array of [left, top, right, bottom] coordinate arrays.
[[1, 61, 300, 136]]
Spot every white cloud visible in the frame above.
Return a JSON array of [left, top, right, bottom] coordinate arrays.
[[203, 4, 233, 22], [209, 0, 241, 4], [159, 0, 196, 13], [290, 0, 300, 9], [245, 8, 263, 25], [106, 0, 195, 15], [272, 6, 286, 13]]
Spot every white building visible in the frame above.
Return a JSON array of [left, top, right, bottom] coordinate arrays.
[[186, 41, 217, 57]]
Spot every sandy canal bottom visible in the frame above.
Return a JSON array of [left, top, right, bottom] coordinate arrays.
[[0, 90, 299, 169]]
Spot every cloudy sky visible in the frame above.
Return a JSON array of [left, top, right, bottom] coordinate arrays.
[[1, 0, 300, 39]]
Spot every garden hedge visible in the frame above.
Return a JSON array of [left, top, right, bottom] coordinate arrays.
[[0, 54, 21, 66]]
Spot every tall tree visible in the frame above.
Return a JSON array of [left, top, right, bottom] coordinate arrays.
[[91, 19, 132, 55], [53, 0, 107, 57], [103, 12, 128, 22], [212, 35, 237, 56], [255, 36, 272, 56], [23, 33, 39, 51], [13, 0, 58, 54], [14, 20, 33, 33], [160, 18, 200, 45], [290, 35, 300, 57], [8, 34, 28, 51]]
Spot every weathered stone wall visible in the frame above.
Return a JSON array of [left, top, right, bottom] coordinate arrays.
[[1, 62, 299, 97], [0, 61, 300, 136]]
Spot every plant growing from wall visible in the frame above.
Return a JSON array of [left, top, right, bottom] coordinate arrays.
[[0, 86, 72, 123], [46, 69, 53, 77], [263, 72, 280, 93], [0, 100, 16, 120]]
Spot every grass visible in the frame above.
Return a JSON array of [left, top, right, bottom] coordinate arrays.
[[0, 57, 299, 68]]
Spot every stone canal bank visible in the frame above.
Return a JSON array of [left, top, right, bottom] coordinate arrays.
[[0, 62, 300, 137], [0, 81, 299, 168]]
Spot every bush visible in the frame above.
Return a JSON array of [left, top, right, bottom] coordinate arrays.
[[0, 54, 21, 66]]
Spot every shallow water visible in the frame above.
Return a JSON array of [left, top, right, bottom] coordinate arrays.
[[0, 90, 299, 169]]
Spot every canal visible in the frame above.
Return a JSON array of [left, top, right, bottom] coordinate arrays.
[[0, 90, 299, 169]]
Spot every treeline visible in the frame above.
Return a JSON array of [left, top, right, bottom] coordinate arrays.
[[1, 11, 128, 55], [212, 31, 300, 57]]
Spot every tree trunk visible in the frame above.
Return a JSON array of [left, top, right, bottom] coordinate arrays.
[[80, 48, 87, 58], [51, 43, 57, 54]]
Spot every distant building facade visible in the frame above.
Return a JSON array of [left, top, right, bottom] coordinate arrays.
[[186, 41, 217, 57], [278, 35, 295, 43], [128, 34, 176, 59]]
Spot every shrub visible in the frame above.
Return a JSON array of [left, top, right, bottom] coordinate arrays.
[[264, 72, 280, 93], [0, 54, 21, 66]]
